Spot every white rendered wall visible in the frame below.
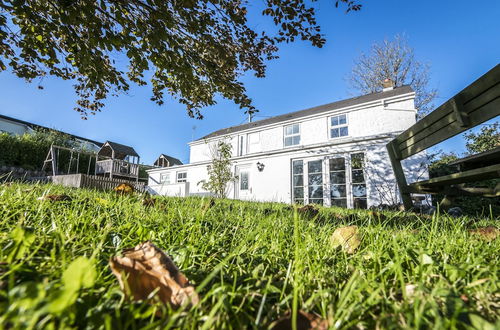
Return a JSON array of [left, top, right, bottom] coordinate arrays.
[[147, 182, 190, 197], [0, 119, 29, 135], [149, 136, 428, 208], [149, 91, 424, 207], [188, 94, 416, 163]]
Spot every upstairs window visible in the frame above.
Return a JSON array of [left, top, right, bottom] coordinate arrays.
[[160, 173, 170, 184], [176, 171, 187, 183], [247, 132, 261, 154], [284, 124, 300, 147], [330, 114, 348, 138]]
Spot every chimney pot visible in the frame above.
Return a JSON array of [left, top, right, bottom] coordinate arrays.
[[382, 78, 394, 91]]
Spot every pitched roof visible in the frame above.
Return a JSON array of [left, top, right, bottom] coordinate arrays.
[[0, 113, 103, 147], [197, 85, 414, 141], [154, 154, 183, 167], [99, 141, 139, 158]]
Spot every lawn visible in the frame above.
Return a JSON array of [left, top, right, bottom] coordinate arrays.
[[0, 183, 498, 329]]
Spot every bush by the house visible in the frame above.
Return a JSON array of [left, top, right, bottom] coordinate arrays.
[[0, 129, 94, 174]]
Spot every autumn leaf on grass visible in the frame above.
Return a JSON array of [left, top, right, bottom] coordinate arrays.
[[142, 198, 156, 208], [297, 204, 319, 218], [369, 210, 387, 221], [115, 183, 134, 194], [202, 198, 216, 214], [109, 241, 199, 309], [271, 310, 328, 330], [330, 225, 361, 254], [469, 226, 499, 242], [37, 194, 72, 202]]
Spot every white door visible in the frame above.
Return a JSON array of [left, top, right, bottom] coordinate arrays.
[[306, 159, 324, 205], [235, 165, 252, 200]]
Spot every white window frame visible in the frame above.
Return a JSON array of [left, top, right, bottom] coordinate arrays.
[[290, 151, 368, 208], [160, 173, 171, 184], [284, 123, 301, 147], [329, 114, 349, 139], [176, 171, 187, 183]]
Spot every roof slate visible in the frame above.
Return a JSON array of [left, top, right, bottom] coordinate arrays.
[[155, 154, 183, 167], [197, 86, 413, 141], [102, 141, 139, 157]]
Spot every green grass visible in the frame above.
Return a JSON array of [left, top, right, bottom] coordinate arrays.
[[0, 182, 498, 329]]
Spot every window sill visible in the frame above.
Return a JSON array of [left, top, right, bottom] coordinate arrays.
[[328, 136, 350, 141]]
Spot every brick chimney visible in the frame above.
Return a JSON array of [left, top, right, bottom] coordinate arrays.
[[382, 78, 394, 91]]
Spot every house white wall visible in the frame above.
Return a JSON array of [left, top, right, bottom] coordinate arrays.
[[189, 93, 416, 163], [0, 118, 30, 135], [148, 136, 428, 207], [148, 88, 427, 208], [0, 115, 101, 151]]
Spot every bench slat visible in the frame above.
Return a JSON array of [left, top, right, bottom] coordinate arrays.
[[409, 163, 500, 188], [400, 97, 500, 158], [399, 81, 500, 155], [449, 146, 500, 169], [393, 64, 500, 159]]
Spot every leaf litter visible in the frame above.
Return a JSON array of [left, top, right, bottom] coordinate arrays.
[[109, 241, 199, 309]]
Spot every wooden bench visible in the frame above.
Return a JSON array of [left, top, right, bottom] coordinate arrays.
[[386, 64, 500, 210]]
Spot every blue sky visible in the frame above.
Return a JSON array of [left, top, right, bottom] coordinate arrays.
[[1, 0, 499, 164]]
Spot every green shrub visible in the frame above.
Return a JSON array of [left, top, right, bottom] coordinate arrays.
[[429, 152, 499, 216], [0, 129, 79, 171]]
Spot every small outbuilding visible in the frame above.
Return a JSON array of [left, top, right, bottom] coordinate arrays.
[[95, 141, 140, 181], [154, 154, 183, 168]]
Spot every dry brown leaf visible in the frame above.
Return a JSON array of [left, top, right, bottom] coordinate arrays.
[[201, 198, 216, 214], [109, 241, 199, 308], [330, 225, 361, 254], [369, 210, 387, 221], [37, 194, 72, 202], [469, 226, 499, 241], [272, 310, 328, 330], [297, 204, 319, 218], [115, 183, 134, 194], [142, 198, 156, 208]]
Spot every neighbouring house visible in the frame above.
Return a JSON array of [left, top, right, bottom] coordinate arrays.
[[153, 154, 183, 168], [0, 113, 102, 151], [95, 141, 140, 181], [147, 86, 429, 208]]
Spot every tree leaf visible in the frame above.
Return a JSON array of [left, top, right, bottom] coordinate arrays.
[[62, 256, 96, 290], [48, 256, 96, 313]]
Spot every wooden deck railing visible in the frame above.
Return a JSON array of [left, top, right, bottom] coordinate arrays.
[[96, 159, 139, 178]]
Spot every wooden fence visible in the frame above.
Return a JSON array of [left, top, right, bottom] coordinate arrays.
[[51, 174, 146, 192]]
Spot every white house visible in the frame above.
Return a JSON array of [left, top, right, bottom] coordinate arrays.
[[147, 86, 428, 208], [0, 114, 102, 151]]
